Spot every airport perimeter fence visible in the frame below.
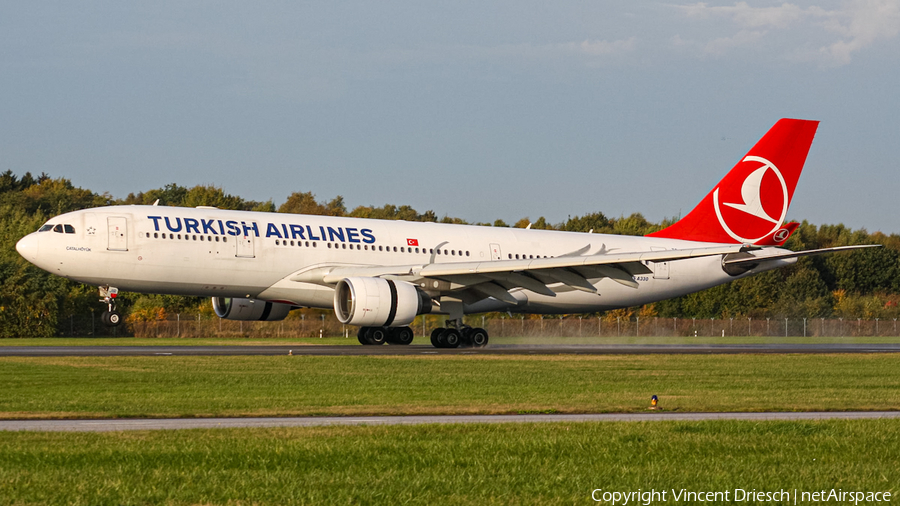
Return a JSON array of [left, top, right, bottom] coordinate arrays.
[[54, 313, 900, 339]]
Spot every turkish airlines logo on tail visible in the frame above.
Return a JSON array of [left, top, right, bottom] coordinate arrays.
[[773, 228, 790, 242], [713, 155, 789, 243]]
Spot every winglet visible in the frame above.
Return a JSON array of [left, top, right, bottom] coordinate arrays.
[[648, 119, 819, 244]]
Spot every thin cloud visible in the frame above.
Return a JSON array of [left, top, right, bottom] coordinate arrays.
[[679, 1, 810, 28], [571, 37, 638, 56], [672, 0, 900, 65], [703, 29, 766, 55], [820, 0, 900, 65]]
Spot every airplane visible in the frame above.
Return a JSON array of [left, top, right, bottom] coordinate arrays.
[[15, 118, 877, 348]]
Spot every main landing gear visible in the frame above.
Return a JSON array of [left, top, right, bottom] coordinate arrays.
[[357, 326, 415, 345], [356, 323, 490, 348], [99, 286, 122, 327], [430, 321, 489, 349]]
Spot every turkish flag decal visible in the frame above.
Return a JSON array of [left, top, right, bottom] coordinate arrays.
[[407, 238, 419, 246]]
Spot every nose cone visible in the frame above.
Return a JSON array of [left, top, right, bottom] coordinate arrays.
[[16, 234, 39, 263]]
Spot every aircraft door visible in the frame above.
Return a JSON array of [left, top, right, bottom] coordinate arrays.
[[653, 261, 670, 279], [650, 247, 669, 279], [107, 217, 128, 251], [236, 225, 256, 258], [490, 243, 502, 261]]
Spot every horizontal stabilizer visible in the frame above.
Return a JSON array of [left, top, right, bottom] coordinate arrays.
[[723, 245, 881, 268]]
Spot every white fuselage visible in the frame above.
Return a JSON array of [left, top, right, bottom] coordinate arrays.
[[16, 205, 794, 315]]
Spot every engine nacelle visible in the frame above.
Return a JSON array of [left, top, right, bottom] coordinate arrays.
[[334, 277, 432, 327], [212, 297, 293, 321]]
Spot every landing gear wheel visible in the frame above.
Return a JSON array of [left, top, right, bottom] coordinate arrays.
[[107, 311, 122, 327], [392, 327, 414, 345], [459, 327, 473, 347], [366, 327, 388, 345], [470, 327, 489, 348], [358, 327, 371, 345], [430, 328, 444, 348], [443, 328, 461, 348], [98, 287, 122, 328], [101, 310, 121, 327]]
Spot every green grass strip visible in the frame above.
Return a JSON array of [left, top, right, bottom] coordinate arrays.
[[2, 354, 899, 419], [1, 420, 898, 505]]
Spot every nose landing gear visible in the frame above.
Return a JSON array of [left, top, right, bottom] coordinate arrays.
[[99, 286, 122, 327]]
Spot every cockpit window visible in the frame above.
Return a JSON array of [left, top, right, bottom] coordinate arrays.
[[38, 225, 53, 232], [64, 225, 75, 234], [53, 225, 63, 233]]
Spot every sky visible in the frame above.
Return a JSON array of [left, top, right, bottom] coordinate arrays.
[[2, 1, 899, 232]]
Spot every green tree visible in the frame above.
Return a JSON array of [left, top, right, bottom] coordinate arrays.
[[182, 185, 246, 209], [611, 213, 654, 236], [279, 191, 342, 215], [564, 212, 610, 233]]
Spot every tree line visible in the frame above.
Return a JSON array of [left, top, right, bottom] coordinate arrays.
[[1, 170, 898, 337]]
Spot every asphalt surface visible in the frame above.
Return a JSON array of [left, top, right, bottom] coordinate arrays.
[[2, 343, 900, 356], [2, 412, 898, 432]]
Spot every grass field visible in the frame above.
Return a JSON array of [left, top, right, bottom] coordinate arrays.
[[2, 354, 899, 419], [1, 420, 898, 505], [3, 351, 899, 505]]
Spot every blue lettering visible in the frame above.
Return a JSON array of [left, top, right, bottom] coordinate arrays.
[[164, 217, 183, 233], [327, 226, 345, 242], [346, 227, 360, 243], [265, 223, 283, 238], [289, 224, 306, 240], [307, 225, 320, 241], [148, 216, 162, 231], [281, 224, 289, 238], [201, 219, 217, 234], [319, 226, 327, 241], [226, 220, 240, 236], [184, 218, 200, 234], [361, 229, 375, 244], [217, 220, 226, 235], [241, 222, 259, 237]]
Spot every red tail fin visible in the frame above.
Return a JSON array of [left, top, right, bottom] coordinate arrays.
[[648, 118, 819, 244]]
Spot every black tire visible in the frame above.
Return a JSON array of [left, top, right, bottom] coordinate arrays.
[[459, 327, 473, 347], [367, 327, 388, 345], [470, 327, 489, 348], [358, 327, 371, 345], [430, 328, 444, 348], [107, 311, 122, 327], [393, 326, 414, 345], [443, 328, 461, 348], [100, 311, 110, 326]]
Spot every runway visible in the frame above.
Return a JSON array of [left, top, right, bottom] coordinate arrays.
[[2, 343, 900, 356], [2, 411, 898, 432]]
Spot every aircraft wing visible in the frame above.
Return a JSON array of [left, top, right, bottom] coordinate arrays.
[[292, 244, 752, 303]]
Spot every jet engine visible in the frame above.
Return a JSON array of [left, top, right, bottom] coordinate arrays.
[[212, 297, 293, 321], [334, 277, 432, 327]]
